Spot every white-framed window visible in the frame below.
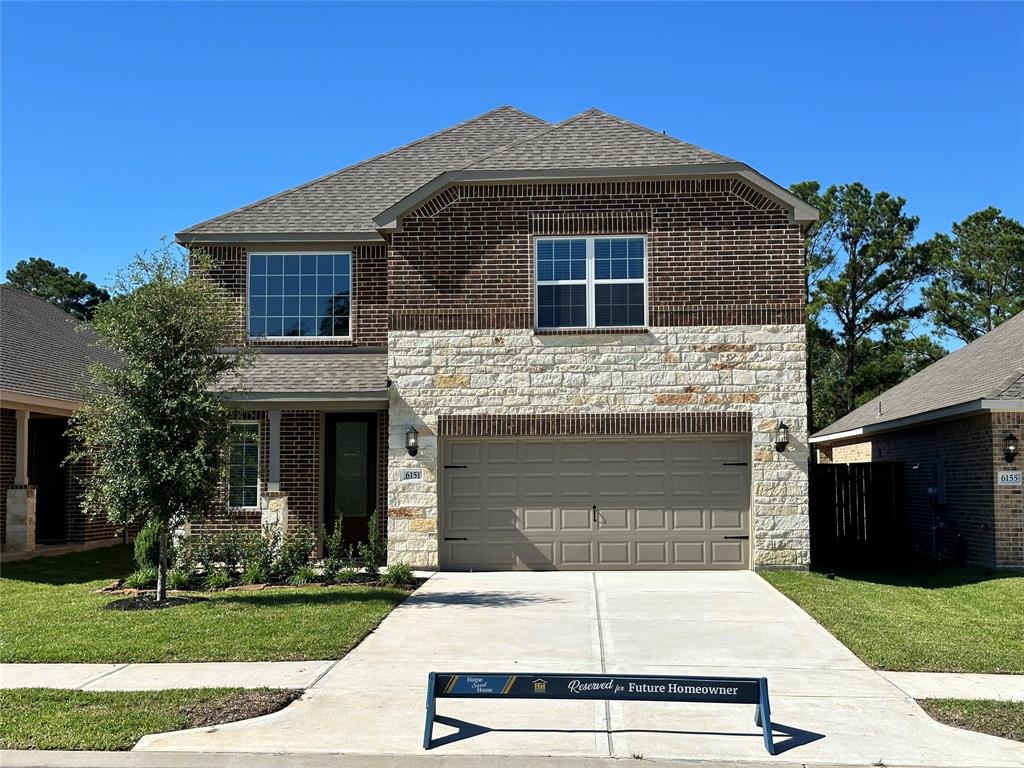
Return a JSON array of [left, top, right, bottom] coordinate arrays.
[[247, 252, 352, 338], [227, 421, 260, 508], [535, 236, 647, 329]]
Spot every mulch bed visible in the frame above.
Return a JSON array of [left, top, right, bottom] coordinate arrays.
[[104, 594, 210, 611], [98, 576, 424, 597], [183, 689, 303, 729]]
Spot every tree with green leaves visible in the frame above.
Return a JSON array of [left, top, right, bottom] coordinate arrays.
[[5, 257, 110, 320], [921, 207, 1024, 343], [812, 182, 935, 414], [69, 242, 246, 601]]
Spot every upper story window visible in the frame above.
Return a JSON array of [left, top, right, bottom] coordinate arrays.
[[227, 421, 260, 508], [248, 253, 351, 338], [535, 236, 646, 330]]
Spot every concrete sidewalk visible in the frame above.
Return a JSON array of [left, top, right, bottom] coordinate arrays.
[[132, 571, 1024, 767], [3, 660, 1021, 701]]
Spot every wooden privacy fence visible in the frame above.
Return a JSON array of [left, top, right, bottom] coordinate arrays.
[[809, 462, 904, 566]]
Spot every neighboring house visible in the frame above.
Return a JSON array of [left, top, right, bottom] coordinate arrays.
[[176, 106, 817, 571], [811, 312, 1024, 568], [0, 285, 123, 554]]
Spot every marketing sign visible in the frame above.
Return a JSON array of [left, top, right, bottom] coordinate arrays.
[[423, 672, 776, 753]]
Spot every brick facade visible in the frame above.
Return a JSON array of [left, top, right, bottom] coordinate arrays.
[[388, 179, 804, 330], [198, 243, 388, 348], [818, 411, 1023, 568]]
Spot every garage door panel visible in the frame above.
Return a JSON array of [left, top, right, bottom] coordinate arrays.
[[522, 508, 555, 531], [521, 473, 555, 496], [599, 508, 629, 530], [560, 508, 593, 531], [710, 508, 744, 530], [448, 507, 482, 532], [442, 436, 749, 571], [636, 508, 669, 530], [672, 508, 705, 530], [598, 541, 630, 565], [711, 540, 744, 565], [674, 540, 706, 565], [486, 508, 518, 531], [560, 473, 593, 496], [561, 541, 594, 565]]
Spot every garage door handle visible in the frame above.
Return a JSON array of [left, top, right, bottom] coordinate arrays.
[[723, 535, 749, 540], [444, 465, 468, 469], [722, 462, 748, 466], [444, 537, 468, 541], [592, 504, 598, 523]]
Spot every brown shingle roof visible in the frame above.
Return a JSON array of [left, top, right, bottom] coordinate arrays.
[[813, 311, 1024, 439], [0, 285, 118, 404], [177, 106, 550, 239], [217, 352, 386, 399]]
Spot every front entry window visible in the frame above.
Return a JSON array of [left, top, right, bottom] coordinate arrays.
[[228, 422, 260, 508], [325, 414, 377, 547]]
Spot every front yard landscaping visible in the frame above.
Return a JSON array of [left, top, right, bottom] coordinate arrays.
[[919, 699, 1024, 743], [762, 565, 1024, 673], [0, 688, 301, 750], [0, 546, 410, 663]]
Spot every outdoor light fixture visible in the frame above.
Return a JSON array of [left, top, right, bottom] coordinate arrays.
[[1005, 432, 1019, 464], [405, 426, 419, 457], [773, 421, 790, 453]]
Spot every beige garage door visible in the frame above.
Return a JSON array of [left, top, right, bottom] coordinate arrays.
[[440, 436, 751, 570]]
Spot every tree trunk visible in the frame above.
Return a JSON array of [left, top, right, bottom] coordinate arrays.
[[157, 524, 168, 602]]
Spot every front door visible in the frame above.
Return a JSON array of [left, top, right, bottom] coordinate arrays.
[[324, 413, 377, 548]]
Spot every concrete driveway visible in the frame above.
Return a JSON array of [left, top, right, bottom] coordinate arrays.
[[137, 572, 1024, 766]]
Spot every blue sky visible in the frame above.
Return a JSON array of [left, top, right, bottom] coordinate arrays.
[[3, 1, 1022, 292]]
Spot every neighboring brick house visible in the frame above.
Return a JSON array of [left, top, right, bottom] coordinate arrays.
[[0, 286, 124, 554], [177, 106, 817, 571], [811, 311, 1024, 568]]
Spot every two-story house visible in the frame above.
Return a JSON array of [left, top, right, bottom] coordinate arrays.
[[176, 107, 816, 571]]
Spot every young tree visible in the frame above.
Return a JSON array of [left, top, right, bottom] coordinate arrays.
[[69, 242, 245, 601], [5, 257, 110, 319], [921, 207, 1024, 343], [813, 183, 934, 413]]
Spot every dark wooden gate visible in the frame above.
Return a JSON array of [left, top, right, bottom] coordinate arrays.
[[809, 462, 904, 567]]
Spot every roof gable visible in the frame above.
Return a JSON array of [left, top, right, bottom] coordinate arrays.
[[177, 106, 549, 240], [813, 310, 1024, 439]]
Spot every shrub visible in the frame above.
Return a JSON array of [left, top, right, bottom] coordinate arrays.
[[240, 561, 269, 585], [134, 521, 162, 569], [357, 510, 386, 578], [273, 525, 315, 581], [172, 534, 199, 575], [287, 565, 319, 586], [383, 563, 415, 587], [124, 566, 157, 589], [204, 569, 232, 591], [243, 525, 280, 576], [167, 568, 193, 591], [333, 567, 359, 584]]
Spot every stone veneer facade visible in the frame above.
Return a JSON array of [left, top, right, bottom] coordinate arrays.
[[387, 325, 809, 568]]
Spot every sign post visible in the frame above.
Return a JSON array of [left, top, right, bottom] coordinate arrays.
[[423, 672, 776, 754]]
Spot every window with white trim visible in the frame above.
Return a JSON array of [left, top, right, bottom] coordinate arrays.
[[227, 422, 260, 507], [248, 253, 351, 338], [535, 236, 646, 329]]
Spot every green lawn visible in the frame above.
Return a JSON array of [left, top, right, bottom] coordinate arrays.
[[0, 546, 409, 662], [762, 565, 1024, 673], [919, 699, 1024, 743], [0, 688, 300, 750]]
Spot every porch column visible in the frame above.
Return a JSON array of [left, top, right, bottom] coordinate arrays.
[[6, 409, 36, 552], [261, 409, 288, 530]]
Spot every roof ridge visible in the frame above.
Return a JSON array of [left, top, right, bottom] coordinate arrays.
[[586, 108, 731, 160], [179, 106, 549, 235], [455, 108, 597, 171]]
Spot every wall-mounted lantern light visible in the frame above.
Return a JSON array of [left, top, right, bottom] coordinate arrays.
[[1005, 432, 1019, 464], [773, 421, 790, 453], [405, 426, 419, 457]]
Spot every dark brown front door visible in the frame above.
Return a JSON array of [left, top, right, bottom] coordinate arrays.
[[324, 413, 377, 548], [29, 417, 69, 545]]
